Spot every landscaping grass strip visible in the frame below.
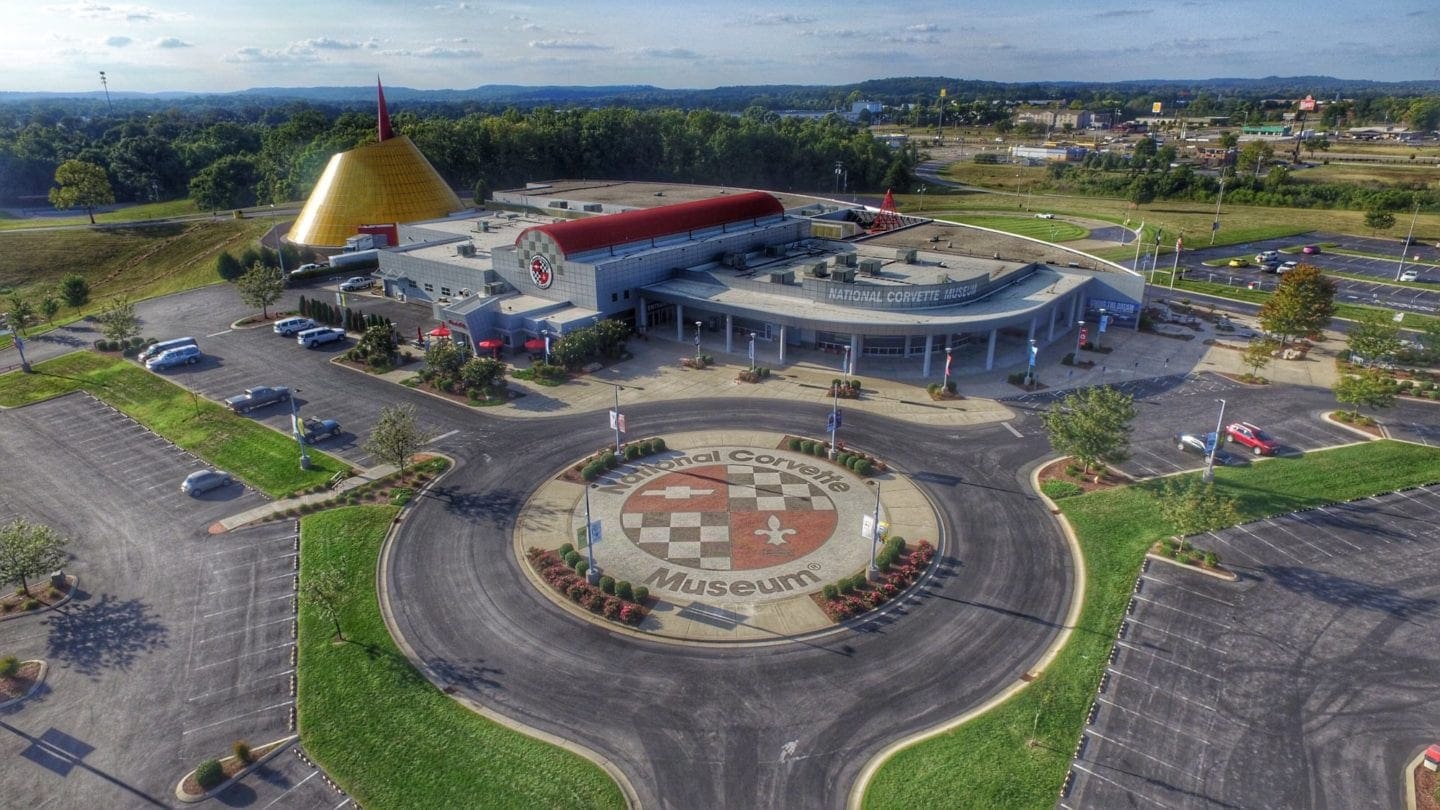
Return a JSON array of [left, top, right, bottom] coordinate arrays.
[[863, 440, 1440, 808], [0, 351, 345, 497], [298, 507, 625, 810], [946, 215, 1089, 242]]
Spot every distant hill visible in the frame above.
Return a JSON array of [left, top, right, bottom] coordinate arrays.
[[2, 75, 1436, 113]]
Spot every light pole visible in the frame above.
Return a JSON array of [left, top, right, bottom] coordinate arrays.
[[867, 479, 883, 580], [288, 389, 311, 470], [834, 161, 844, 196], [611, 384, 623, 454], [1025, 338, 1037, 388], [1203, 398, 1227, 483], [541, 328, 551, 366], [270, 204, 287, 278], [828, 393, 841, 457], [841, 343, 852, 376], [583, 484, 600, 584], [1394, 202, 1421, 282], [1209, 176, 1226, 246], [942, 345, 952, 392], [918, 185, 927, 212], [693, 320, 703, 359], [747, 331, 756, 371], [98, 70, 112, 114]]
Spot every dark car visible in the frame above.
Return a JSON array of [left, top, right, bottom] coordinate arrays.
[[225, 385, 291, 413], [300, 417, 342, 442], [1175, 433, 1237, 466]]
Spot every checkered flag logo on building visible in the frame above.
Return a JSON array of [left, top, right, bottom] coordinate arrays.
[[620, 465, 837, 571]]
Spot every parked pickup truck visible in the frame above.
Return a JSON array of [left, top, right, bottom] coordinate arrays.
[[225, 385, 291, 413], [300, 417, 342, 441], [297, 326, 346, 348]]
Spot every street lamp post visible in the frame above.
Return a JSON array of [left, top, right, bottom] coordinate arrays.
[[583, 484, 600, 584], [842, 344, 852, 376], [942, 345, 952, 392], [867, 480, 883, 580], [694, 320, 703, 359], [288, 389, 311, 470], [748, 332, 756, 371], [1394, 202, 1421, 282], [918, 185, 927, 212], [612, 384, 623, 454], [1209, 176, 1226, 246], [1203, 398, 1227, 483], [541, 328, 551, 366]]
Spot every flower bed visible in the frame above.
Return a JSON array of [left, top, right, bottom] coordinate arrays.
[[527, 547, 649, 626], [736, 367, 772, 383], [0, 576, 74, 617], [179, 739, 288, 798], [829, 378, 863, 398], [816, 540, 934, 622]]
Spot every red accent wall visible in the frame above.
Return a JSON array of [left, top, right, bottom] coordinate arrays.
[[519, 191, 783, 257], [357, 223, 398, 247]]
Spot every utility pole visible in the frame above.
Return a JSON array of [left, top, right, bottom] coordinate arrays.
[[1395, 202, 1421, 282], [1209, 176, 1225, 246], [98, 71, 112, 114]]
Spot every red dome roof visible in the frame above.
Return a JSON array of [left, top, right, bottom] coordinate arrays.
[[520, 191, 784, 257]]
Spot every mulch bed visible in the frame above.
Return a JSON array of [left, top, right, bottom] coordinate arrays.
[[0, 661, 42, 702], [1329, 412, 1385, 438], [1213, 372, 1268, 386], [1036, 457, 1128, 495], [180, 739, 288, 797], [1417, 763, 1438, 810], [0, 576, 75, 617]]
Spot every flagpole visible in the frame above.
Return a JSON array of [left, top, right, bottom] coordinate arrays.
[[613, 385, 622, 453], [829, 393, 839, 457], [583, 484, 598, 584]]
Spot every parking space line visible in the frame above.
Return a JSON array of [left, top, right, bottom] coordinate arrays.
[[1286, 510, 1366, 551], [1227, 522, 1305, 564], [187, 669, 295, 702], [192, 640, 295, 670], [1105, 667, 1218, 712], [1114, 640, 1224, 682], [1095, 694, 1216, 743], [182, 699, 293, 734], [210, 551, 298, 575], [1086, 728, 1196, 775], [202, 591, 295, 618], [1136, 578, 1235, 609], [201, 537, 295, 559], [1260, 516, 1340, 558], [1124, 616, 1225, 645], [206, 328, 234, 338], [255, 769, 320, 809], [199, 614, 296, 644], [1067, 762, 1171, 807], [202, 571, 296, 596]]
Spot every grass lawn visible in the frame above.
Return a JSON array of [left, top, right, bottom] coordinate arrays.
[[0, 199, 203, 230], [0, 351, 345, 497], [1290, 161, 1440, 188], [944, 215, 1088, 242], [864, 439, 1440, 808], [298, 506, 625, 809]]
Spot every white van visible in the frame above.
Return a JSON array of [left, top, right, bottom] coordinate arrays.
[[273, 317, 317, 336], [146, 345, 202, 370], [297, 327, 346, 348], [139, 336, 197, 362]]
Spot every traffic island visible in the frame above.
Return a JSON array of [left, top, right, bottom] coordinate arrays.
[[514, 429, 942, 644], [175, 736, 296, 803], [0, 659, 46, 708]]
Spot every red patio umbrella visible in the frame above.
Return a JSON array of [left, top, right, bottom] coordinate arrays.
[[477, 338, 503, 350], [523, 337, 546, 352], [428, 325, 452, 338]]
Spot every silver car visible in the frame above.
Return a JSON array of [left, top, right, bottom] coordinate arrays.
[[181, 469, 232, 495]]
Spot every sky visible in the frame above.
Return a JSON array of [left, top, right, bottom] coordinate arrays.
[[4, 0, 1437, 94]]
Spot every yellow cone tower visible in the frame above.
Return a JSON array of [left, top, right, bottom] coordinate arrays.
[[287, 78, 463, 248]]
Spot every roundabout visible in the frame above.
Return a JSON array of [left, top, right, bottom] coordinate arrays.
[[516, 431, 942, 642], [382, 401, 1074, 809]]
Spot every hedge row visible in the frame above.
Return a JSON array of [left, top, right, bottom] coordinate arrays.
[[820, 541, 935, 622], [528, 547, 648, 625], [579, 437, 667, 481], [784, 436, 881, 476]]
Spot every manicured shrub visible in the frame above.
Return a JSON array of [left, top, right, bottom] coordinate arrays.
[[838, 577, 855, 595], [624, 444, 641, 461], [632, 585, 649, 603], [822, 584, 839, 599], [194, 759, 224, 790], [581, 462, 602, 481], [22, 599, 39, 611], [788, 438, 803, 451], [602, 452, 618, 469], [233, 740, 253, 763], [563, 550, 582, 568], [602, 596, 623, 619], [837, 453, 852, 466], [1203, 551, 1219, 567], [599, 575, 616, 594], [558, 542, 575, 557], [854, 459, 872, 476], [650, 437, 666, 452], [615, 581, 633, 601], [0, 656, 18, 677], [574, 560, 589, 577]]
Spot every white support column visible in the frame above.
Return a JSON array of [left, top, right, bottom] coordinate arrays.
[[985, 328, 998, 370], [922, 334, 934, 377], [850, 333, 863, 375], [725, 313, 733, 354], [637, 296, 648, 331], [1027, 314, 1038, 343], [1048, 304, 1058, 341], [778, 325, 787, 364], [1070, 294, 1080, 327], [675, 304, 684, 341]]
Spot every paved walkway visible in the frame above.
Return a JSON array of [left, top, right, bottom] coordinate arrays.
[[381, 308, 1343, 426]]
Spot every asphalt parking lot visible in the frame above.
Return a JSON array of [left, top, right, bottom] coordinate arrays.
[[0, 393, 335, 807], [1005, 371, 1361, 478], [1064, 485, 1440, 809]]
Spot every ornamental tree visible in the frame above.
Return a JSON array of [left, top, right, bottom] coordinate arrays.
[[1041, 385, 1138, 475], [48, 160, 114, 224], [1257, 264, 1336, 348]]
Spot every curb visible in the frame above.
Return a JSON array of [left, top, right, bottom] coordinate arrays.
[[0, 575, 78, 623], [173, 734, 298, 803], [0, 659, 48, 709], [1404, 747, 1427, 810], [1319, 409, 1385, 441], [844, 455, 1086, 810], [1143, 551, 1239, 582], [371, 456, 644, 810]]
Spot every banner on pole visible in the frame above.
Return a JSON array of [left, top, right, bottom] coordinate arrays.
[[1099, 314, 1111, 333], [1028, 343, 1038, 366], [861, 515, 889, 542], [577, 520, 603, 549], [608, 410, 627, 433], [748, 340, 755, 362], [826, 410, 841, 432]]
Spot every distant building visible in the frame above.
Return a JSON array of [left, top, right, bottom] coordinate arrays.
[[850, 100, 882, 116], [1014, 107, 1056, 127], [1053, 110, 1092, 130], [1011, 145, 1088, 163], [1242, 124, 1291, 137]]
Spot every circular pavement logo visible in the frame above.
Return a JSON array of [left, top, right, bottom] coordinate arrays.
[[620, 464, 838, 571]]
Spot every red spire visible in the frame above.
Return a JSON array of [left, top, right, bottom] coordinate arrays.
[[869, 189, 901, 233], [377, 76, 394, 142]]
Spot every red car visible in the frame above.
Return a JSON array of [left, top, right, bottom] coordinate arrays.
[[1225, 422, 1280, 455], [1301, 245, 1321, 254]]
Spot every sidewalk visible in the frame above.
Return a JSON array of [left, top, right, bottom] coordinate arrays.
[[213, 462, 399, 532], [378, 310, 1342, 427]]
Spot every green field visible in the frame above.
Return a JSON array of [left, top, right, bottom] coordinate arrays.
[[0, 199, 204, 231], [944, 215, 1089, 242], [0, 351, 346, 497], [298, 506, 626, 809], [864, 440, 1440, 808]]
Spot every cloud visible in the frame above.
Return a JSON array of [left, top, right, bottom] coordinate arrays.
[[906, 23, 948, 32], [105, 36, 132, 47], [529, 39, 611, 51], [883, 33, 940, 45], [1090, 8, 1152, 18], [411, 46, 484, 58], [746, 13, 816, 25], [299, 37, 365, 50], [799, 29, 866, 39], [154, 37, 191, 49], [636, 47, 701, 60], [44, 2, 185, 22], [519, 22, 542, 31], [223, 46, 316, 64]]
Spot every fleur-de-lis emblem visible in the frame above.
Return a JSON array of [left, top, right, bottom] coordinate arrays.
[[754, 515, 795, 546]]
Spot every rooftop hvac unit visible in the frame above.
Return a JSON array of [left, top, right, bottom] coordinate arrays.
[[839, 253, 859, 267], [769, 270, 795, 285], [482, 282, 509, 296], [806, 262, 829, 278], [548, 200, 569, 209], [896, 248, 918, 264], [835, 268, 858, 284], [457, 243, 476, 257], [582, 203, 602, 212], [859, 258, 883, 276], [723, 252, 748, 270]]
